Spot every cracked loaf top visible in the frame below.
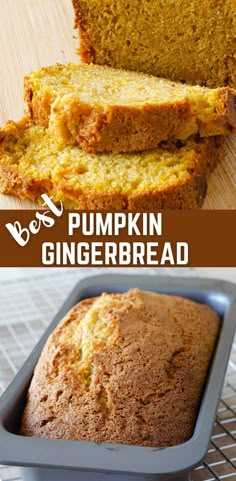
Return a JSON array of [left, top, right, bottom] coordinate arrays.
[[21, 289, 220, 447]]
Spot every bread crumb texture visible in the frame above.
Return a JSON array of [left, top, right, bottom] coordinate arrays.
[[24, 63, 236, 152], [0, 119, 224, 209], [72, 0, 236, 89], [21, 289, 220, 447]]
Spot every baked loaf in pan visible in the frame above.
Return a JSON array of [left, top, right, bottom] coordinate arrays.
[[72, 0, 236, 89], [0, 119, 223, 209], [24, 63, 236, 153], [21, 289, 220, 447]]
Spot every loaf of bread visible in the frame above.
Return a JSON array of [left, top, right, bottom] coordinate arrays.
[[21, 289, 220, 447], [24, 63, 236, 153], [0, 119, 223, 209], [72, 0, 236, 89]]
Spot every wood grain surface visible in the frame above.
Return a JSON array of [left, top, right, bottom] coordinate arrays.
[[0, 0, 235, 209]]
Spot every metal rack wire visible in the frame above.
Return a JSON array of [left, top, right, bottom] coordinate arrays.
[[0, 270, 235, 481]]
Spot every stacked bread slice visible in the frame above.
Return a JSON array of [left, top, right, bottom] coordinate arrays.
[[24, 64, 236, 153], [0, 60, 235, 208], [0, 117, 224, 209]]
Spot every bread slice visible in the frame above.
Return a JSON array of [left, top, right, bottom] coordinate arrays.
[[71, 0, 236, 90], [24, 63, 236, 153], [0, 118, 223, 209]]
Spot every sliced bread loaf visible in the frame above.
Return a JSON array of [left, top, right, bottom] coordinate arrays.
[[24, 63, 236, 153], [0, 118, 223, 209], [71, 0, 236, 89]]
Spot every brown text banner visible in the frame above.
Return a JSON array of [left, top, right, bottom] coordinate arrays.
[[0, 210, 235, 267]]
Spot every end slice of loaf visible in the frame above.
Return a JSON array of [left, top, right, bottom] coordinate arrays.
[[24, 63, 236, 153], [0, 119, 223, 209], [71, 0, 236, 90], [21, 289, 220, 447]]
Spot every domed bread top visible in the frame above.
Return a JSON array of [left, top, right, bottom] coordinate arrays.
[[21, 289, 220, 447]]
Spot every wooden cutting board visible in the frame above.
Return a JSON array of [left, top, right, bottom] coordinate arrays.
[[0, 0, 235, 209]]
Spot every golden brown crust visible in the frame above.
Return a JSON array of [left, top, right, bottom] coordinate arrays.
[[24, 80, 57, 128], [21, 290, 220, 447], [218, 88, 236, 132], [197, 88, 236, 137], [0, 164, 52, 202], [0, 119, 52, 202], [71, 0, 96, 63], [76, 101, 192, 153]]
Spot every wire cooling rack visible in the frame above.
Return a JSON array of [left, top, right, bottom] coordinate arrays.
[[0, 269, 235, 481]]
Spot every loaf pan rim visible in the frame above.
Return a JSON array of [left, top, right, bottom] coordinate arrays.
[[0, 274, 235, 476]]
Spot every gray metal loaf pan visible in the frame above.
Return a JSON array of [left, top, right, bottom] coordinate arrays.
[[0, 274, 236, 481]]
